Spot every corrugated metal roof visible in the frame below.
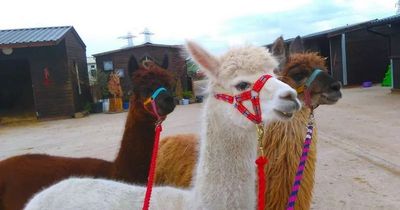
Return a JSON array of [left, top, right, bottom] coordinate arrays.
[[303, 15, 400, 40], [0, 26, 73, 48], [266, 14, 400, 47], [368, 14, 400, 25]]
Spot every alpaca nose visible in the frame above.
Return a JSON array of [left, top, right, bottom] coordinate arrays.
[[164, 95, 173, 104], [156, 94, 176, 116], [330, 81, 341, 92], [279, 91, 297, 102], [279, 90, 300, 110]]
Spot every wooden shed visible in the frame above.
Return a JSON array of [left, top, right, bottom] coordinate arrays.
[[268, 14, 400, 92], [93, 43, 190, 98], [367, 15, 400, 92], [0, 26, 91, 121]]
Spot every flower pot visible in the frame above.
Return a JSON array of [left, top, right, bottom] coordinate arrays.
[[102, 99, 109, 112], [109, 97, 123, 112], [123, 102, 130, 110], [181, 99, 189, 105]]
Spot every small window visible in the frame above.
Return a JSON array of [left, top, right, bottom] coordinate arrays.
[[116, 68, 125, 77], [103, 61, 113, 71], [90, 65, 95, 69]]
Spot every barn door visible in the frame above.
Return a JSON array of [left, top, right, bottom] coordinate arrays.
[[329, 36, 344, 85], [0, 59, 36, 122]]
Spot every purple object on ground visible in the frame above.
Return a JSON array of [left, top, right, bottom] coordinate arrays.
[[362, 81, 372, 88]]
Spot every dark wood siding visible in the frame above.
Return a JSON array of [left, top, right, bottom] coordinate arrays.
[[0, 44, 75, 119], [329, 36, 343, 84], [346, 31, 389, 85], [0, 29, 89, 120], [95, 45, 188, 96], [64, 31, 91, 112], [391, 34, 400, 90], [304, 37, 331, 74], [30, 43, 75, 119]]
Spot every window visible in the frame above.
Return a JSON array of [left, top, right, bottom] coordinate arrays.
[[103, 61, 113, 71], [90, 64, 95, 70], [116, 68, 125, 77]]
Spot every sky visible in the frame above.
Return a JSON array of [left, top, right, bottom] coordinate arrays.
[[0, 0, 397, 56]]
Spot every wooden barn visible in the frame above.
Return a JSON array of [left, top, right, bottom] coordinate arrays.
[[0, 26, 91, 121], [268, 14, 400, 92], [93, 42, 190, 99]]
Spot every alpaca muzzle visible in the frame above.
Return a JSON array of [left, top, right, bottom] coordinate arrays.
[[144, 87, 167, 121], [296, 69, 323, 109]]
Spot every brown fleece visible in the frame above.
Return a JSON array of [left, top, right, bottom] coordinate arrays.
[[0, 62, 174, 210]]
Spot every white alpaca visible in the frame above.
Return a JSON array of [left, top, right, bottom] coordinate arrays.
[[25, 41, 301, 210]]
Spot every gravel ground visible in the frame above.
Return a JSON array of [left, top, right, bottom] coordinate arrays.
[[0, 85, 399, 209]]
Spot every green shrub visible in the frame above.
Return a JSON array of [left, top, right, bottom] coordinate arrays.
[[182, 91, 193, 99]]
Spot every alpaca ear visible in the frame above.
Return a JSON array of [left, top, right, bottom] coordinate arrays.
[[289, 36, 304, 54], [161, 54, 169, 69], [186, 40, 220, 79], [271, 36, 288, 73], [128, 55, 139, 78]]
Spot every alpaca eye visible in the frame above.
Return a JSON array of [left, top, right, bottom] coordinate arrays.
[[292, 72, 307, 82], [235, 82, 250, 91]]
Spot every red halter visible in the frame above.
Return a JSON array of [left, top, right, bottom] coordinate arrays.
[[215, 74, 272, 124]]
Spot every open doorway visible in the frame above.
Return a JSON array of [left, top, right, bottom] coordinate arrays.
[[0, 59, 36, 124]]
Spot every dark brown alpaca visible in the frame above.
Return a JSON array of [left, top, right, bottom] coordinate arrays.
[[0, 58, 176, 210]]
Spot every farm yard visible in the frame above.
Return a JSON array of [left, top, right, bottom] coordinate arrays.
[[0, 85, 399, 209], [2, 1, 400, 209]]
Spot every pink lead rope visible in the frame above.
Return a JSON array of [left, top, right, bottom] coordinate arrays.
[[286, 69, 321, 209], [286, 113, 314, 210]]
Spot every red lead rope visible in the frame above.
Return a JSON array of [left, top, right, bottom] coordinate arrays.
[[256, 156, 269, 210], [142, 88, 166, 210], [142, 123, 162, 210]]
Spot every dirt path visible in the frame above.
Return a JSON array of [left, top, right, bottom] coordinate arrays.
[[312, 86, 400, 209], [0, 85, 399, 209]]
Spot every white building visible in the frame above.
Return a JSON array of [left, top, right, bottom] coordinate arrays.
[[87, 57, 97, 85]]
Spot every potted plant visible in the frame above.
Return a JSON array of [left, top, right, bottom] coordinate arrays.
[[182, 91, 193, 105], [91, 70, 110, 113], [107, 72, 123, 113], [123, 93, 130, 111]]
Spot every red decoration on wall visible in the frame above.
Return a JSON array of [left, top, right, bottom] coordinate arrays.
[[43, 67, 52, 86]]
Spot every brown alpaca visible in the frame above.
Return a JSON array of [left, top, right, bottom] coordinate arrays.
[[154, 36, 342, 210], [0, 59, 176, 210]]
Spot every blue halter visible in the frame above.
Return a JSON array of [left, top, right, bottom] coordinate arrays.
[[151, 87, 167, 100], [296, 69, 323, 94], [305, 69, 323, 87], [143, 87, 167, 120]]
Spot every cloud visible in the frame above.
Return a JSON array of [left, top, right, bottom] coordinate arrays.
[[203, 0, 396, 53], [0, 0, 396, 55]]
